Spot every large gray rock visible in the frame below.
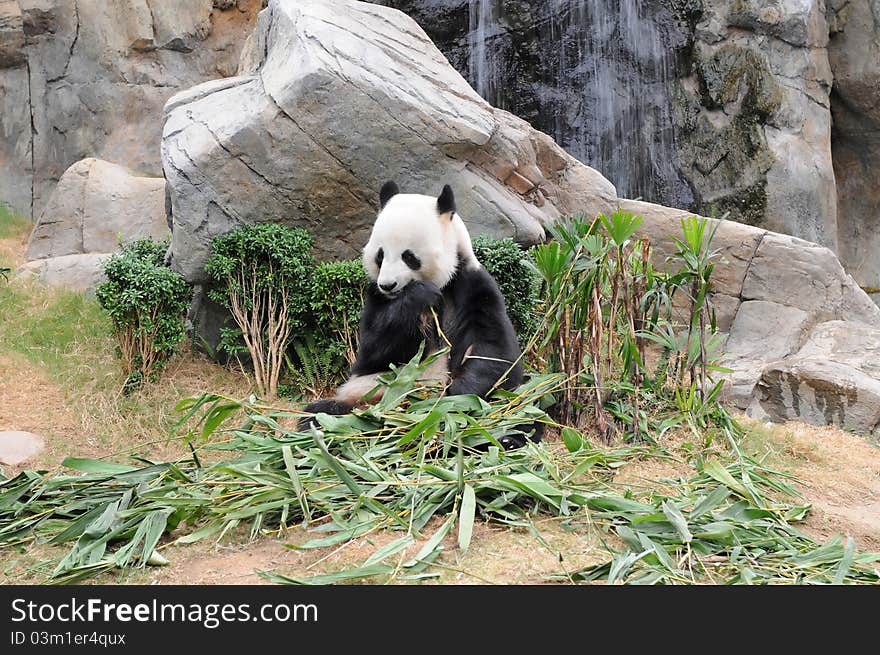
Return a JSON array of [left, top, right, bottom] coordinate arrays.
[[162, 0, 617, 285], [827, 0, 880, 294], [0, 0, 262, 219], [756, 321, 880, 435], [26, 158, 167, 261], [17, 252, 110, 294]]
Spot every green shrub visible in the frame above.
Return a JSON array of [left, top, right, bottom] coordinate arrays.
[[96, 239, 191, 392], [472, 236, 539, 343], [277, 260, 368, 399], [309, 259, 367, 360], [205, 223, 314, 398]]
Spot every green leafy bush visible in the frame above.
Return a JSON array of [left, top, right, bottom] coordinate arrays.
[[472, 236, 539, 343], [279, 259, 369, 398], [308, 259, 367, 361], [205, 223, 314, 397], [96, 239, 191, 392]]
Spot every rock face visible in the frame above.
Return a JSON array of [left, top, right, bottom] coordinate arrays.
[[162, 0, 617, 286], [0, 0, 261, 219], [681, 1, 837, 249], [26, 158, 167, 261], [827, 0, 880, 295], [376, 1, 841, 259], [161, 0, 880, 435], [0, 0, 30, 215]]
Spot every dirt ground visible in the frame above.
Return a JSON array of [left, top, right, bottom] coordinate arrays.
[[1, 222, 879, 584]]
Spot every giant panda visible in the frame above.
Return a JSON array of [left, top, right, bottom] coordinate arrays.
[[301, 181, 540, 448]]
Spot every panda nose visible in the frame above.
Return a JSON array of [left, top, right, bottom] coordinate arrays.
[[379, 282, 398, 293]]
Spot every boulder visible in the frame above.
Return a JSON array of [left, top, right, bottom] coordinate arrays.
[[162, 0, 617, 285], [755, 321, 880, 435], [17, 252, 110, 293], [0, 0, 263, 218], [26, 158, 168, 261], [0, 430, 45, 466]]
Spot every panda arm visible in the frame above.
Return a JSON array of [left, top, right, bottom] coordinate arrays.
[[447, 270, 523, 397], [350, 281, 442, 376]]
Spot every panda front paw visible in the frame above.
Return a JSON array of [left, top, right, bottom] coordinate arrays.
[[499, 435, 528, 450], [403, 280, 443, 312], [298, 399, 354, 431]]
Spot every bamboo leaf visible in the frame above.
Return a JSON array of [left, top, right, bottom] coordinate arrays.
[[458, 484, 476, 552]]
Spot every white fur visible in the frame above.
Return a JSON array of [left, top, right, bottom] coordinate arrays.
[[363, 193, 480, 293], [336, 374, 383, 404]]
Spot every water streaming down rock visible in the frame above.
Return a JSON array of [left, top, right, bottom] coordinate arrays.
[[465, 0, 692, 207]]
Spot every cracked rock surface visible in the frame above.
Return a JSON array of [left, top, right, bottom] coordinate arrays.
[[0, 0, 262, 219], [162, 0, 617, 283]]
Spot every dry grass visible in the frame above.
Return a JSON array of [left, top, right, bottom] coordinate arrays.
[[740, 417, 880, 550], [0, 213, 253, 474]]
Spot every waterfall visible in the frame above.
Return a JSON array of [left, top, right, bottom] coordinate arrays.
[[466, 0, 691, 207], [467, 0, 501, 108]]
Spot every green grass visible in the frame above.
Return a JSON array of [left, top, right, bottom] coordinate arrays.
[[0, 280, 112, 381], [0, 201, 108, 381], [0, 203, 30, 242]]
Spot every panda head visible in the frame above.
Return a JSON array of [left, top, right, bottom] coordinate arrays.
[[363, 181, 480, 297]]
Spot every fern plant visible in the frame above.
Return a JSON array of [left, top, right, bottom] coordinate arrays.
[[283, 336, 349, 400]]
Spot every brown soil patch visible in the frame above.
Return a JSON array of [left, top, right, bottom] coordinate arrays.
[[0, 352, 82, 472], [751, 420, 880, 550], [147, 517, 609, 586]]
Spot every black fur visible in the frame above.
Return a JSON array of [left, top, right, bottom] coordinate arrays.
[[351, 280, 444, 377], [442, 264, 522, 397], [380, 181, 399, 209], [437, 184, 456, 216], [303, 399, 358, 417], [301, 261, 541, 447]]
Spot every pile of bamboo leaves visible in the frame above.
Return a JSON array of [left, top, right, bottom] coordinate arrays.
[[1, 356, 878, 585], [566, 446, 880, 584]]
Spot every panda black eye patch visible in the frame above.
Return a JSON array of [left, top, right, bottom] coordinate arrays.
[[375, 248, 384, 267], [402, 250, 422, 270]]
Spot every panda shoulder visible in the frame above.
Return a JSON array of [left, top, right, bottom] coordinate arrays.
[[451, 261, 504, 298]]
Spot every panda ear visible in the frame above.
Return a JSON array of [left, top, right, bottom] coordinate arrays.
[[379, 181, 399, 209], [437, 184, 456, 218]]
